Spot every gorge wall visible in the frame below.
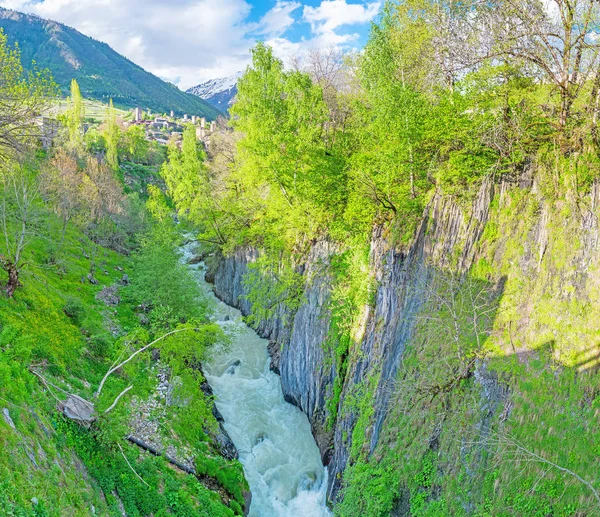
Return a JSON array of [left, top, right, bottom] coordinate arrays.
[[210, 169, 600, 514]]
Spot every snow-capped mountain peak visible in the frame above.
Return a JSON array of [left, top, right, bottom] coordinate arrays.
[[186, 72, 242, 110]]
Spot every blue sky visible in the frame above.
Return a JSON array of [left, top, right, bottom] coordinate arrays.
[[0, 0, 381, 88]]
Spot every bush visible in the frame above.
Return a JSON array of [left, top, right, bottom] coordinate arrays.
[[88, 334, 111, 357], [63, 296, 85, 325]]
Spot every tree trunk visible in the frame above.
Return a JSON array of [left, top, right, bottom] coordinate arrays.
[[589, 69, 600, 144], [5, 263, 20, 298]]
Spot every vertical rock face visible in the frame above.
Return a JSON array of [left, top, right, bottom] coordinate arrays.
[[211, 242, 337, 456], [212, 246, 292, 350], [212, 175, 600, 510], [327, 180, 493, 498], [278, 242, 337, 459], [211, 180, 495, 499]]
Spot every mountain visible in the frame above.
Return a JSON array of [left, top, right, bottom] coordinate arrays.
[[0, 8, 221, 119], [186, 72, 242, 111]]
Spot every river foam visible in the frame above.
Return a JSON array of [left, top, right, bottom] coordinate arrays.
[[182, 242, 331, 517]]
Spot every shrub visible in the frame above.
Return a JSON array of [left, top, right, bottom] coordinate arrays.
[[63, 296, 85, 325], [88, 334, 111, 357]]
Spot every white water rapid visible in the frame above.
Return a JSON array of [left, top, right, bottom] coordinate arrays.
[[182, 242, 332, 517]]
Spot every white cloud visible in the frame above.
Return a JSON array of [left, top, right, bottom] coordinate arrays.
[[0, 0, 380, 88], [304, 0, 379, 36], [265, 36, 304, 63], [258, 0, 301, 38], [270, 0, 379, 64]]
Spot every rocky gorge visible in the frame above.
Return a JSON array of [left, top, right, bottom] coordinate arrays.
[[207, 170, 600, 514]]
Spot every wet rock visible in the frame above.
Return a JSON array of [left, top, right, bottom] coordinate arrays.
[[254, 432, 267, 445], [268, 340, 281, 375], [297, 471, 317, 492], [225, 359, 241, 375], [243, 489, 252, 517], [215, 423, 238, 460], [200, 377, 214, 397]]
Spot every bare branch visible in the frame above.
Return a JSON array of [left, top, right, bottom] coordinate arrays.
[[104, 385, 134, 414], [95, 328, 199, 399]]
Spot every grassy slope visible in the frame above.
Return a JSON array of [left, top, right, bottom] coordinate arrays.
[[51, 99, 128, 123], [0, 214, 246, 516]]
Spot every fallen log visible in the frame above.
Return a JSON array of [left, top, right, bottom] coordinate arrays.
[[125, 435, 252, 515], [126, 435, 196, 475]]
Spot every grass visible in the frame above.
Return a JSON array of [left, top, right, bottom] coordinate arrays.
[[47, 98, 128, 123], [0, 215, 247, 516]]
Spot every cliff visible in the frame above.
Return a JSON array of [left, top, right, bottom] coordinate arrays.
[[210, 169, 600, 515]]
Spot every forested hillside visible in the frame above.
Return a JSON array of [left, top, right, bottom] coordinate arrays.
[[0, 8, 221, 118]]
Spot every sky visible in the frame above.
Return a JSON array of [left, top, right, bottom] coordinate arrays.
[[0, 0, 381, 90]]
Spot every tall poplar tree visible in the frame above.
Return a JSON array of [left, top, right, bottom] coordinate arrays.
[[65, 79, 85, 151], [105, 99, 120, 171], [161, 124, 206, 219]]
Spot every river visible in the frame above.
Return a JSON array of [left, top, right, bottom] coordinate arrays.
[[182, 242, 331, 517]]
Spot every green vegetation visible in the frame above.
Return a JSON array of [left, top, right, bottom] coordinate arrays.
[[3, 0, 600, 514], [156, 1, 600, 516], [0, 35, 247, 516]]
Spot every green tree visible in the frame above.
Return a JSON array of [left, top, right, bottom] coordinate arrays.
[[146, 184, 171, 222], [125, 124, 148, 163], [229, 43, 346, 249], [105, 99, 120, 170], [345, 14, 429, 236], [126, 223, 207, 331], [160, 124, 206, 220], [65, 78, 85, 151], [0, 29, 56, 161], [0, 159, 45, 297]]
